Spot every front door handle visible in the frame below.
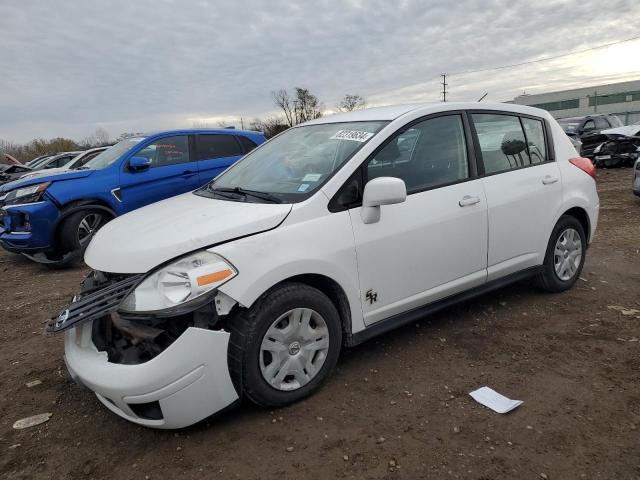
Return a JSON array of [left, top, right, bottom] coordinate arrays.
[[542, 175, 559, 185], [459, 195, 480, 207]]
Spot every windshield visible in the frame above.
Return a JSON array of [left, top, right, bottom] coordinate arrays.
[[84, 137, 145, 169], [558, 120, 580, 134], [201, 121, 387, 203]]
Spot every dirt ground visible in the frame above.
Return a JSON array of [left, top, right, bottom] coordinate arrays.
[[1, 169, 639, 480]]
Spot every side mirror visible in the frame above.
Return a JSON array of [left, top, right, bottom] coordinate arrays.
[[361, 177, 407, 224], [129, 156, 151, 172]]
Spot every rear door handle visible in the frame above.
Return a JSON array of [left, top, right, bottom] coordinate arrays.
[[181, 170, 197, 178], [542, 175, 559, 185], [459, 195, 480, 207]]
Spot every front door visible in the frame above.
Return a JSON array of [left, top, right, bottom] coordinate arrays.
[[119, 135, 200, 212], [349, 114, 488, 325]]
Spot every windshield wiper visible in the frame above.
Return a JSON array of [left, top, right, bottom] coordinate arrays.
[[211, 186, 282, 203]]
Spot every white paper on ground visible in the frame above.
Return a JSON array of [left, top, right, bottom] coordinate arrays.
[[469, 387, 523, 414]]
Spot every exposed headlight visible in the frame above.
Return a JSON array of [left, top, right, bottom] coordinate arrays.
[[3, 182, 50, 206], [119, 251, 237, 313], [593, 143, 603, 154]]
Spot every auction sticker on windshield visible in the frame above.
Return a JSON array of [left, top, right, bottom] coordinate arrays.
[[330, 130, 374, 142], [302, 173, 322, 182]]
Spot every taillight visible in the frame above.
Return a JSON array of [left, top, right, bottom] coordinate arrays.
[[569, 157, 596, 179]]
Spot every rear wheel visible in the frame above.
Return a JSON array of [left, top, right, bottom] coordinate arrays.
[[228, 283, 342, 407], [534, 215, 586, 292]]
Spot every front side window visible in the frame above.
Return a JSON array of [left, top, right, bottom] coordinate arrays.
[[200, 121, 387, 203], [521, 117, 547, 164], [595, 117, 610, 129], [367, 115, 469, 193], [582, 119, 595, 131], [195, 134, 242, 160], [138, 136, 190, 167], [472, 114, 531, 174]]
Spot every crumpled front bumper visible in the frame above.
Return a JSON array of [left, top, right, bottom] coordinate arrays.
[[64, 322, 239, 429]]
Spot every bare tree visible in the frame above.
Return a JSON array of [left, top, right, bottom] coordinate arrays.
[[337, 94, 366, 112], [293, 88, 323, 124], [272, 89, 296, 127], [249, 116, 289, 139], [94, 128, 110, 146]]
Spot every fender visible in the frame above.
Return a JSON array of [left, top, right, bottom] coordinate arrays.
[[54, 201, 117, 232]]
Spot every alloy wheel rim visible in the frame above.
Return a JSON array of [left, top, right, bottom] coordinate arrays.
[[259, 308, 330, 391], [553, 227, 582, 281], [77, 213, 103, 245]]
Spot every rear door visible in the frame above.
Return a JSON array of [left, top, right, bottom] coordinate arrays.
[[471, 112, 562, 280], [194, 134, 244, 184], [119, 135, 200, 212]]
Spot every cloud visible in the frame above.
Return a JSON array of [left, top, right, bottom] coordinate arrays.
[[0, 0, 638, 142]]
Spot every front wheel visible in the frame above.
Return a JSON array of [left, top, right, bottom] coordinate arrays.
[[534, 215, 586, 292], [228, 283, 342, 408], [57, 210, 109, 259]]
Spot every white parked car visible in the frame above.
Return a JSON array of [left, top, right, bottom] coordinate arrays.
[[51, 102, 599, 428], [19, 146, 110, 180]]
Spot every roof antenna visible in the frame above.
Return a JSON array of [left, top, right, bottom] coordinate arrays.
[[477, 93, 488, 102]]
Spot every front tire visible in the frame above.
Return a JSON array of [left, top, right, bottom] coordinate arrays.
[[56, 210, 109, 265], [228, 283, 342, 408], [535, 215, 586, 292]]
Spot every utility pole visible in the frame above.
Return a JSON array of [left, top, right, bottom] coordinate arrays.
[[441, 74, 448, 102], [240, 117, 245, 130], [593, 90, 598, 113]]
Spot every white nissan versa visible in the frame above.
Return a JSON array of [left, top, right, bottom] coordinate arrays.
[[50, 103, 599, 428]]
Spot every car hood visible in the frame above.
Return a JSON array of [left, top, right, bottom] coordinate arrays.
[[0, 169, 95, 193], [19, 167, 67, 180], [85, 192, 293, 273], [601, 125, 640, 138]]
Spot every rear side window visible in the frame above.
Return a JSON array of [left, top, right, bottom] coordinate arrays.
[[594, 117, 610, 129], [521, 117, 547, 164], [195, 134, 242, 160], [237, 135, 258, 153], [367, 114, 469, 193], [472, 114, 533, 174]]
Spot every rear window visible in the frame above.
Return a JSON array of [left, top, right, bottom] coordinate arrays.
[[195, 134, 242, 160], [238, 135, 258, 153]]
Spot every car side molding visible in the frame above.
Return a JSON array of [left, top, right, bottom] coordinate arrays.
[[348, 266, 542, 347]]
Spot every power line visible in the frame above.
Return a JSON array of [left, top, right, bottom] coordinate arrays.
[[447, 34, 640, 77]]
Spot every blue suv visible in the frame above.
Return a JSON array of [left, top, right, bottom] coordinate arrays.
[[0, 129, 265, 265]]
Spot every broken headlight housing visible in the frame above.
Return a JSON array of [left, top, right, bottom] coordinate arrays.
[[3, 182, 51, 206], [119, 251, 237, 314]]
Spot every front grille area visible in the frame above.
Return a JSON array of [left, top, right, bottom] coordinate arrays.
[[48, 272, 142, 333]]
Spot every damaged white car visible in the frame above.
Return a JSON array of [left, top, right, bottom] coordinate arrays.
[[50, 103, 599, 428]]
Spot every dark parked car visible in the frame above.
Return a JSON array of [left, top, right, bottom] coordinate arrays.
[[591, 123, 640, 168], [634, 158, 640, 197], [557, 114, 624, 158]]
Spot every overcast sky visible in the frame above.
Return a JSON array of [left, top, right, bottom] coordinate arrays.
[[1, 0, 639, 143]]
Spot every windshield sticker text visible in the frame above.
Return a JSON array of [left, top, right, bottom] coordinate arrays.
[[302, 173, 322, 182], [297, 184, 310, 192], [330, 130, 374, 142]]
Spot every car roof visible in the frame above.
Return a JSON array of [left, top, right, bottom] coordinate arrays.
[[141, 128, 264, 139], [301, 102, 552, 125]]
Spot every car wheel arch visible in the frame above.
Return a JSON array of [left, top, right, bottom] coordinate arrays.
[[53, 200, 116, 245], [559, 206, 591, 244], [232, 273, 354, 346]]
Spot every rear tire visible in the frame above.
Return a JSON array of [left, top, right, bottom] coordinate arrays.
[[228, 282, 342, 408], [534, 215, 586, 292]]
